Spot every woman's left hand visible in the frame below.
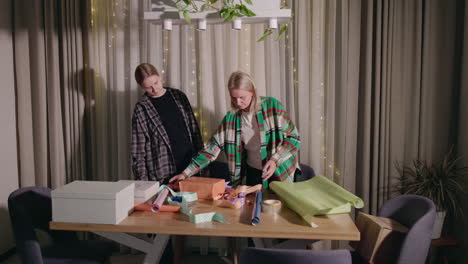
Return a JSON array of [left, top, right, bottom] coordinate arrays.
[[262, 160, 277, 180]]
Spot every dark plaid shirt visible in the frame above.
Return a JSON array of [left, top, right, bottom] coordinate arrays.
[[131, 88, 202, 183]]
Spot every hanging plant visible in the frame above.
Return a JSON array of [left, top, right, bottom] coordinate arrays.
[[173, 0, 290, 41]]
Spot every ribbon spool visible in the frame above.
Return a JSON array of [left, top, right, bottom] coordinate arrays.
[[261, 199, 282, 214]]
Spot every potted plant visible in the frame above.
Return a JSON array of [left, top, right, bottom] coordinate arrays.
[[172, 0, 290, 41], [394, 148, 467, 239]]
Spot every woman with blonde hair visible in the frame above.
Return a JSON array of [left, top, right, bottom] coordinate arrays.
[[170, 71, 301, 187]]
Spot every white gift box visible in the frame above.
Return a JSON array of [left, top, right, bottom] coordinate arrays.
[[118, 180, 159, 203], [51, 181, 134, 224]]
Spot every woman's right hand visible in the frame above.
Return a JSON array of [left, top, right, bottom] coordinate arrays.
[[169, 174, 186, 183]]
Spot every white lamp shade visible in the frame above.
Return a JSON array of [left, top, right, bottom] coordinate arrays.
[[232, 19, 242, 30], [163, 19, 172, 31], [197, 19, 207, 31], [268, 17, 278, 29]]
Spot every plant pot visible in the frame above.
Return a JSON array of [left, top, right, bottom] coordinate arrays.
[[432, 211, 446, 239]]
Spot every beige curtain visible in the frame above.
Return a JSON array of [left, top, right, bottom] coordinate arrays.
[[357, 0, 460, 213], [292, 0, 361, 191], [14, 0, 85, 188], [455, 0, 468, 258], [84, 0, 143, 181]]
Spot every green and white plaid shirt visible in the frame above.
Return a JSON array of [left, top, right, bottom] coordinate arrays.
[[183, 96, 301, 186]]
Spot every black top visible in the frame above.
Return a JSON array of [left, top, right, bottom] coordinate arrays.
[[148, 91, 192, 173]]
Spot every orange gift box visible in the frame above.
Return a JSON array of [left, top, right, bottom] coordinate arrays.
[[179, 177, 225, 200]]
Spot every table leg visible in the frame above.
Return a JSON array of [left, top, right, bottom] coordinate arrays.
[[172, 235, 185, 264], [199, 236, 209, 255], [252, 238, 266, 248], [143, 234, 171, 264], [93, 231, 153, 253], [92, 232, 170, 264], [228, 237, 238, 264]]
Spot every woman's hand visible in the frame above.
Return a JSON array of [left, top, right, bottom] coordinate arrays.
[[169, 174, 186, 184], [262, 160, 277, 180]]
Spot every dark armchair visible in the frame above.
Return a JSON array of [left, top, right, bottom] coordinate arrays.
[[352, 194, 436, 264], [377, 194, 436, 264], [8, 186, 114, 264], [240, 247, 352, 264]]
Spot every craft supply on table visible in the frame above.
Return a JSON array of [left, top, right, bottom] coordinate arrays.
[[151, 188, 169, 212], [134, 203, 180, 212], [118, 180, 159, 203], [179, 177, 225, 200], [251, 190, 263, 225], [133, 185, 196, 213], [168, 194, 228, 224], [213, 183, 262, 209], [261, 199, 282, 214], [270, 175, 364, 227]]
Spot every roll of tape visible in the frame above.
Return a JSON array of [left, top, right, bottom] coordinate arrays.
[[261, 199, 282, 214]]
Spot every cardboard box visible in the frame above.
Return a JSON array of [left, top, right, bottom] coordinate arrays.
[[179, 177, 225, 200], [51, 181, 134, 224], [351, 212, 408, 264], [118, 180, 159, 203]]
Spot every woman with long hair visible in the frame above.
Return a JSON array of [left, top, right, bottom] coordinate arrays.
[[170, 71, 301, 187]]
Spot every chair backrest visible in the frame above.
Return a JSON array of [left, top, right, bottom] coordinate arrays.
[[378, 194, 436, 264], [239, 247, 351, 264], [8, 187, 76, 263], [295, 163, 316, 182]]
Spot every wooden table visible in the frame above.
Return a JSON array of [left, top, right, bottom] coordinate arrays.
[[50, 196, 360, 263]]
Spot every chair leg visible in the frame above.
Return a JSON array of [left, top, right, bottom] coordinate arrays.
[[172, 235, 185, 264], [228, 237, 238, 264]]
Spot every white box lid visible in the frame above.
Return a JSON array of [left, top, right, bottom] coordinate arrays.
[[52, 181, 134, 200], [118, 180, 159, 198]]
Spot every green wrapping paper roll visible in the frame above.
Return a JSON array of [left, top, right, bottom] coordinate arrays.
[[270, 176, 364, 227]]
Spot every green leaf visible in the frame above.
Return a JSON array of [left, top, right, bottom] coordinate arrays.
[[220, 8, 228, 18], [183, 0, 192, 5], [223, 9, 236, 22], [210, 0, 218, 4], [246, 9, 256, 17], [276, 24, 288, 40], [183, 10, 191, 24], [257, 29, 273, 42], [239, 5, 249, 17], [392, 146, 468, 218], [238, 5, 255, 17], [245, 0, 252, 5], [230, 12, 238, 21]]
